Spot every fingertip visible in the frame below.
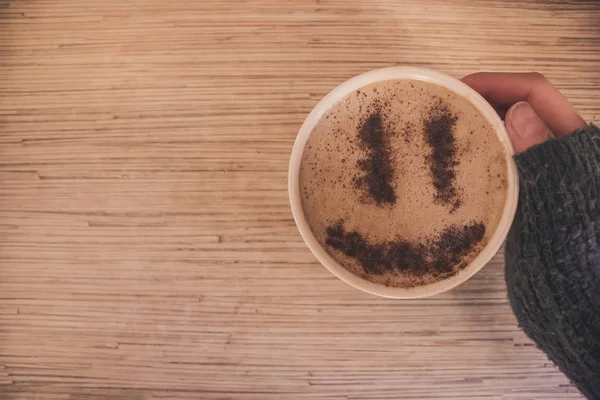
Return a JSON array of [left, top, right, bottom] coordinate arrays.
[[460, 72, 494, 98], [505, 102, 551, 153], [460, 72, 483, 86]]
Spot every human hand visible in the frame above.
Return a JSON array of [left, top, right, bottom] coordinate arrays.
[[461, 72, 587, 153]]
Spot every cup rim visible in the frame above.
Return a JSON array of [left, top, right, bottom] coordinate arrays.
[[288, 66, 519, 299]]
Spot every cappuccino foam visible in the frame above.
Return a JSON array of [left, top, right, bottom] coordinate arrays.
[[299, 79, 508, 288]]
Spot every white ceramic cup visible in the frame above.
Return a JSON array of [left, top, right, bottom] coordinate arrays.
[[288, 66, 519, 299]]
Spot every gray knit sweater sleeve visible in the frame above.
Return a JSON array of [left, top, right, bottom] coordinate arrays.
[[505, 124, 600, 399]]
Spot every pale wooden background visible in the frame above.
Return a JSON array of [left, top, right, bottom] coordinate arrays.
[[0, 0, 599, 399]]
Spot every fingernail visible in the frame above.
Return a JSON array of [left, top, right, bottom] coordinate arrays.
[[506, 101, 548, 140]]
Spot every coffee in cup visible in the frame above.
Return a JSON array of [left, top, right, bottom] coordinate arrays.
[[289, 67, 518, 298]]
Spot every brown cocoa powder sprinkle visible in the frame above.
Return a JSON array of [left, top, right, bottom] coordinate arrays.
[[424, 100, 460, 206], [354, 111, 396, 205], [325, 221, 485, 278]]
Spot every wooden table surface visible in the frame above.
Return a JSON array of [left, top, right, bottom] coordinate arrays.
[[1, 1, 599, 399]]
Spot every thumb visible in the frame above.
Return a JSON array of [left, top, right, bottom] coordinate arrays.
[[505, 101, 552, 153]]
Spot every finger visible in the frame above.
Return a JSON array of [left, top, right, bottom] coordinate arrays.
[[462, 72, 587, 137], [489, 101, 509, 120], [505, 102, 552, 153]]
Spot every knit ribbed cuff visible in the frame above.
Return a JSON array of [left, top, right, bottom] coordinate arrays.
[[515, 124, 600, 182]]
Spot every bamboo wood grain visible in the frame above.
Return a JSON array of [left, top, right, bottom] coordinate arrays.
[[1, 0, 599, 399]]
